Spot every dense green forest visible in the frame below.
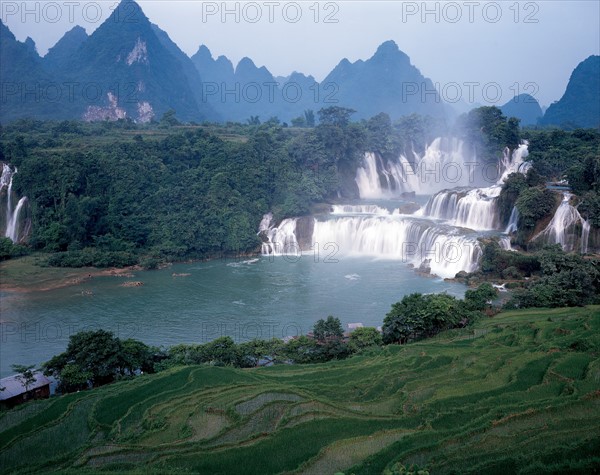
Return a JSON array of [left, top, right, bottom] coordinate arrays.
[[0, 107, 531, 266]]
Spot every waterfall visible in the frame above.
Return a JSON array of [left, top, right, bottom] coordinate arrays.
[[499, 236, 514, 251], [1, 164, 28, 243], [505, 207, 519, 233], [331, 204, 391, 215], [6, 197, 28, 242], [419, 186, 501, 231], [259, 139, 534, 279], [532, 192, 590, 252], [497, 142, 530, 184], [260, 210, 481, 279], [312, 216, 481, 278], [417, 142, 531, 232], [258, 212, 273, 233], [356, 139, 530, 203], [355, 138, 473, 198], [259, 216, 300, 256]]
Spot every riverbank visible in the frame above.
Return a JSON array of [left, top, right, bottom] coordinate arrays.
[[0, 254, 141, 293], [0, 250, 264, 293]]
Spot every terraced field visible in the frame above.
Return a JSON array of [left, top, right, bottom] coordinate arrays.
[[1, 306, 599, 474]]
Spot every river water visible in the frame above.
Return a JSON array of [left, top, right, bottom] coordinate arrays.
[[0, 255, 468, 376]]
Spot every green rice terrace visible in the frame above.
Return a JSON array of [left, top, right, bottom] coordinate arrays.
[[1, 306, 599, 474]]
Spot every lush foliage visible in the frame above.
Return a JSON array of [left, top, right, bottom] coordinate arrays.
[[507, 245, 600, 308], [0, 237, 28, 261], [472, 241, 600, 308], [42, 330, 166, 392], [478, 239, 541, 278], [382, 286, 495, 344]]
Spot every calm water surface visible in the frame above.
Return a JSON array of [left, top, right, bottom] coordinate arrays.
[[0, 256, 466, 376]]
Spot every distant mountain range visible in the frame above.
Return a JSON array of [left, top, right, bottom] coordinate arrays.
[[1, 0, 598, 128]]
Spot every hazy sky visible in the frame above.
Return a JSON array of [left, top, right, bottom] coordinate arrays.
[[3, 1, 599, 107]]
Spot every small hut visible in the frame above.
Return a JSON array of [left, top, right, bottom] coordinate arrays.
[[0, 372, 51, 408]]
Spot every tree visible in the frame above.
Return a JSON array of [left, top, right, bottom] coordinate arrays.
[[515, 187, 557, 233], [58, 364, 92, 393], [247, 116, 261, 125], [160, 109, 180, 127], [121, 339, 158, 374], [348, 327, 383, 352], [317, 106, 356, 127], [313, 316, 344, 342], [464, 283, 498, 311], [382, 294, 428, 344], [12, 364, 37, 392], [43, 330, 124, 389], [237, 339, 277, 367], [291, 116, 306, 128], [283, 335, 319, 364], [382, 293, 470, 344], [366, 112, 393, 154], [304, 109, 315, 127], [200, 336, 238, 366]]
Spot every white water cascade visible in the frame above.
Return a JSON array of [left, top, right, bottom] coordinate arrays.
[[1, 164, 29, 243], [259, 210, 482, 279], [259, 140, 534, 279], [355, 138, 475, 198], [418, 143, 530, 232], [532, 192, 590, 253], [258, 213, 301, 256], [331, 204, 391, 216], [419, 186, 501, 231], [505, 207, 519, 234]]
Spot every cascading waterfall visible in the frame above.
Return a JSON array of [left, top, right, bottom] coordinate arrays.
[[259, 214, 301, 256], [419, 186, 501, 231], [312, 216, 481, 278], [497, 143, 531, 183], [331, 204, 390, 215], [259, 140, 535, 279], [259, 210, 481, 279], [499, 236, 514, 251], [1, 163, 29, 243], [355, 138, 474, 198], [505, 207, 519, 233], [418, 142, 530, 232], [532, 192, 590, 253]]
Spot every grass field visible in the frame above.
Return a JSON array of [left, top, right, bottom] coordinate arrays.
[[1, 306, 599, 474]]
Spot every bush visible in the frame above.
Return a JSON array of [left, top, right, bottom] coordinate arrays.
[[0, 237, 29, 260], [502, 266, 523, 279], [46, 249, 138, 268], [515, 187, 557, 232]]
